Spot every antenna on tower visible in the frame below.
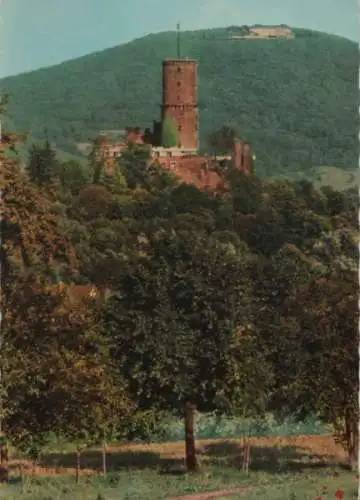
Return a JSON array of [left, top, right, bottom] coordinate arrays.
[[177, 22, 181, 59]]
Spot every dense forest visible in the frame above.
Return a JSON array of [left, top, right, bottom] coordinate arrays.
[[0, 26, 358, 178], [1, 94, 358, 477]]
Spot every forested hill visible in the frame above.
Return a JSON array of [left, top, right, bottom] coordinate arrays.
[[0, 26, 357, 178]]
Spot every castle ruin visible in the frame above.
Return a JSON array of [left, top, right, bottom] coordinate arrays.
[[98, 45, 254, 188]]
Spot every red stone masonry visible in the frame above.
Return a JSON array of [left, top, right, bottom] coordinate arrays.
[[161, 59, 199, 150], [232, 139, 254, 175], [153, 155, 225, 191]]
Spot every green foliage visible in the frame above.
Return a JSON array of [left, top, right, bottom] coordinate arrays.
[[119, 144, 178, 193], [1, 122, 133, 467], [0, 27, 357, 178], [3, 280, 132, 454], [120, 411, 328, 443], [208, 125, 238, 155], [161, 117, 179, 147], [87, 136, 106, 184], [55, 159, 91, 196], [272, 270, 358, 468], [27, 140, 59, 185], [103, 225, 255, 413], [123, 409, 177, 443], [1, 96, 358, 472]]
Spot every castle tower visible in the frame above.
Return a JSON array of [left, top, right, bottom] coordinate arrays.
[[161, 59, 199, 150]]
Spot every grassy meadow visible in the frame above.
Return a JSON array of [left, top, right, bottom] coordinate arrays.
[[1, 414, 357, 499]]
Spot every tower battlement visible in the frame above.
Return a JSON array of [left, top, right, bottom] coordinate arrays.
[[162, 59, 197, 64]]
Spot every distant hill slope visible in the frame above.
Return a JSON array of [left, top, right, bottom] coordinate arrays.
[[0, 26, 357, 178]]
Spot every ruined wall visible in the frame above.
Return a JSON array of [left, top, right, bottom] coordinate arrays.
[[161, 59, 199, 150], [150, 136, 253, 191], [232, 138, 253, 175], [125, 127, 145, 144], [242, 142, 253, 174], [153, 155, 225, 191], [232, 139, 243, 171]]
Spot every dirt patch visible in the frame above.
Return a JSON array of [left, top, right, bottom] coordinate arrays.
[[8, 459, 96, 477], [168, 486, 255, 499], [8, 434, 346, 477], [104, 434, 345, 460]]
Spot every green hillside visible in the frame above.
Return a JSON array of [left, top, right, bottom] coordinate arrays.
[[0, 26, 357, 178], [3, 133, 86, 168]]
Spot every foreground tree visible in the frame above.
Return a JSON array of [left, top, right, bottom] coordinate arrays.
[[0, 119, 70, 478], [216, 322, 273, 473], [278, 270, 358, 469], [256, 227, 359, 470], [103, 221, 255, 470], [1, 102, 133, 480]]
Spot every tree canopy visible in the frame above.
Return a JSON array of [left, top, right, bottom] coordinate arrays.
[[1, 94, 358, 471]]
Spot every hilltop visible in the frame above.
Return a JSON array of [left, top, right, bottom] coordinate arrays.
[[0, 26, 357, 178]]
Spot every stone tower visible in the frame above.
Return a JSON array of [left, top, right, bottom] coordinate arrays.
[[161, 59, 199, 150]]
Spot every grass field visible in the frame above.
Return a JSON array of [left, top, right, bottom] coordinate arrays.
[[2, 434, 357, 500]]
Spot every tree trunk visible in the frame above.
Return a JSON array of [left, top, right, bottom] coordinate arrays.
[[102, 440, 107, 478], [184, 402, 198, 472], [345, 410, 358, 470], [75, 448, 81, 484], [0, 438, 8, 483]]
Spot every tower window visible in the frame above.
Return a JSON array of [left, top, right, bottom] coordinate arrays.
[[177, 67, 182, 73], [177, 81, 181, 86], [178, 125, 182, 131]]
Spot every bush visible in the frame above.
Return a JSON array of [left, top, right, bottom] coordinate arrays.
[[123, 410, 177, 443]]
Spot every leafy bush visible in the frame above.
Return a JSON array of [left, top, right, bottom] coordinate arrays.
[[120, 412, 329, 443]]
